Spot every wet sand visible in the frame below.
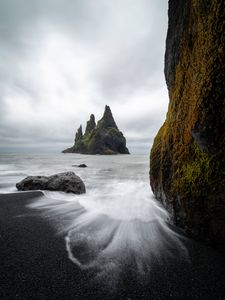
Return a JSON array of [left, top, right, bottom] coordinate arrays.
[[0, 192, 94, 299], [0, 192, 225, 299]]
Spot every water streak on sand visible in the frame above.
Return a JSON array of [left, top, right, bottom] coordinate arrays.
[[29, 180, 188, 289]]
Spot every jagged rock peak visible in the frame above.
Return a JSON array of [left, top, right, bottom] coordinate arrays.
[[75, 125, 83, 142], [85, 114, 96, 135], [62, 105, 130, 155], [98, 105, 118, 129]]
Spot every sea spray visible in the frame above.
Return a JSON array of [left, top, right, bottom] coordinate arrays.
[[29, 179, 189, 290]]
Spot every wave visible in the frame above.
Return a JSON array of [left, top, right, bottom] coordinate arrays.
[[29, 180, 188, 290]]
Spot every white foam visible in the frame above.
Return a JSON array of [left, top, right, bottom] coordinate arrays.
[[29, 178, 188, 289], [1, 153, 188, 289]]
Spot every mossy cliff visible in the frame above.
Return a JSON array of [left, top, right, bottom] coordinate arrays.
[[63, 105, 130, 155], [150, 0, 225, 248]]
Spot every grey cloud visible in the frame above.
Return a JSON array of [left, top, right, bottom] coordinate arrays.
[[0, 0, 168, 153], [96, 40, 164, 99]]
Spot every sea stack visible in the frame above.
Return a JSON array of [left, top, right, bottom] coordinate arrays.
[[150, 1, 225, 248], [63, 105, 130, 155]]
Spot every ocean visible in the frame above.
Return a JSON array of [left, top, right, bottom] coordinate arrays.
[[1, 153, 225, 299], [0, 153, 187, 285]]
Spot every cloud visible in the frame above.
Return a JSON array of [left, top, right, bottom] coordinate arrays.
[[0, 0, 168, 154]]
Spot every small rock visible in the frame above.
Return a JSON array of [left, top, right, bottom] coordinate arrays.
[[16, 171, 86, 194], [78, 164, 87, 168], [72, 164, 87, 168]]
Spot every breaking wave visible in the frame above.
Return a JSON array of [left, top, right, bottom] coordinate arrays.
[[29, 179, 188, 290]]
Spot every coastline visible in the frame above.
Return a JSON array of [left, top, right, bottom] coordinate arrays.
[[0, 191, 225, 299]]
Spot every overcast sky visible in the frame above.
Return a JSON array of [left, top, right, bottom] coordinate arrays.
[[0, 0, 168, 154]]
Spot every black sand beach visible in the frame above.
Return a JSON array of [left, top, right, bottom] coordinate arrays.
[[0, 192, 96, 300], [0, 192, 225, 300]]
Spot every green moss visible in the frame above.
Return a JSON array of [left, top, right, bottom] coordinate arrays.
[[107, 127, 120, 136], [150, 0, 225, 244], [172, 142, 211, 197]]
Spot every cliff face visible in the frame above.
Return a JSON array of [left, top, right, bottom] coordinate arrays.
[[150, 1, 225, 248], [63, 105, 130, 155]]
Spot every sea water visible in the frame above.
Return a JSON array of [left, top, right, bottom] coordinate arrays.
[[0, 153, 188, 290]]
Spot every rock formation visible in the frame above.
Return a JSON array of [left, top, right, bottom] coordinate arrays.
[[16, 172, 86, 194], [85, 114, 96, 135], [150, 1, 225, 248], [63, 105, 130, 155], [72, 164, 87, 168]]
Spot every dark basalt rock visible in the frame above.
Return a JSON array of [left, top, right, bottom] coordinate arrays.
[[85, 114, 96, 135], [78, 164, 87, 168], [63, 105, 130, 155], [72, 164, 87, 168], [150, 0, 225, 249], [16, 172, 86, 194], [62, 126, 83, 154], [98, 105, 118, 130]]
